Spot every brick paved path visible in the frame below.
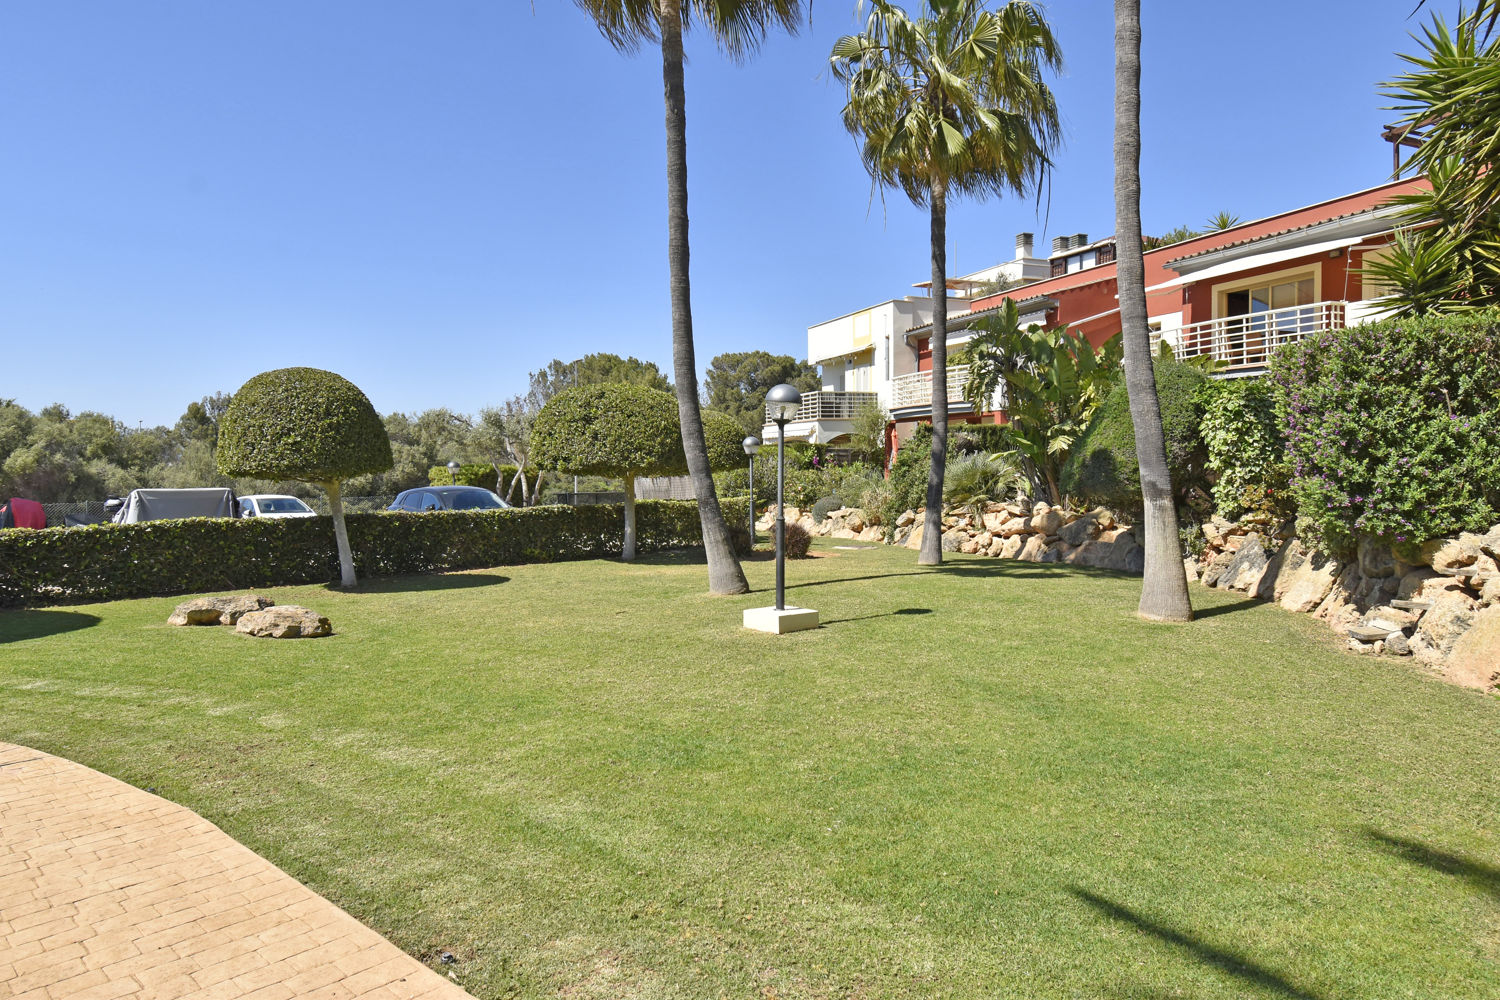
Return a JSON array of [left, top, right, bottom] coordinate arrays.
[[0, 743, 473, 1000]]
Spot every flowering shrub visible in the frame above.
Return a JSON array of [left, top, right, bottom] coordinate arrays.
[[1267, 310, 1500, 554], [1197, 379, 1293, 522]]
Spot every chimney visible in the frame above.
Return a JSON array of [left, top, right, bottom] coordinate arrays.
[[1014, 232, 1034, 260], [1050, 235, 1070, 255], [1071, 232, 1088, 249]]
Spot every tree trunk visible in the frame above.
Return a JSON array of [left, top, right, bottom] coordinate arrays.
[[1115, 0, 1192, 622], [919, 176, 949, 566], [622, 472, 637, 561], [531, 470, 544, 506], [658, 0, 749, 595], [325, 480, 356, 588]]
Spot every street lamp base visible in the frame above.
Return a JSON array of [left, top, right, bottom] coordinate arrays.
[[742, 606, 820, 634]]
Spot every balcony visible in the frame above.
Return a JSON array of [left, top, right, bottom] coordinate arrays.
[[890, 364, 993, 415], [762, 390, 878, 445], [1176, 301, 1346, 374]]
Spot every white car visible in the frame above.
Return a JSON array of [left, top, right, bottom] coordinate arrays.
[[239, 495, 317, 519]]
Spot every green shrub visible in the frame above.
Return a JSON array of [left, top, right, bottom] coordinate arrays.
[[1268, 309, 1500, 552], [1197, 379, 1292, 522], [1060, 358, 1209, 513], [783, 521, 812, 559], [810, 496, 844, 523], [0, 499, 749, 609], [428, 463, 499, 491], [218, 368, 392, 483]]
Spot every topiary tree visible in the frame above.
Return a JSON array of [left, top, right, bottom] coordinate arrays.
[[1060, 357, 1208, 514], [218, 368, 393, 587], [532, 385, 741, 560]]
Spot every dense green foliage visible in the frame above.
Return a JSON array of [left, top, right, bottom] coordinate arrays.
[[1197, 379, 1292, 522], [428, 463, 499, 490], [6, 546, 1498, 998], [533, 385, 685, 478], [703, 351, 820, 434], [810, 496, 844, 523], [528, 353, 672, 397], [0, 499, 748, 608], [1267, 310, 1500, 552], [716, 459, 883, 511], [962, 301, 1122, 502], [876, 424, 1009, 529], [1061, 358, 1208, 512], [218, 368, 393, 484]]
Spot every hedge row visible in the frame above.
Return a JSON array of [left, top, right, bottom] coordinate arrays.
[[0, 499, 748, 608]]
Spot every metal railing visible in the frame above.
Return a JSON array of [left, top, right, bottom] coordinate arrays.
[[1176, 301, 1346, 372], [764, 390, 878, 423], [891, 364, 973, 409]]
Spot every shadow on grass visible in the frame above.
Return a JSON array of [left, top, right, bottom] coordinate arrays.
[[821, 607, 934, 625], [1365, 829, 1500, 901], [1069, 887, 1327, 1000], [787, 560, 1136, 593], [339, 573, 510, 595], [0, 609, 103, 644], [1189, 597, 1265, 619]]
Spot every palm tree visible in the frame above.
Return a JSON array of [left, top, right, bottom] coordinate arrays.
[[832, 0, 1061, 566], [573, 0, 802, 595], [1114, 0, 1191, 621]]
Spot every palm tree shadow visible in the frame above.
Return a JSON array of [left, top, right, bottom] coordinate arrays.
[[1364, 829, 1500, 901], [1069, 887, 1328, 1000], [0, 609, 102, 644]]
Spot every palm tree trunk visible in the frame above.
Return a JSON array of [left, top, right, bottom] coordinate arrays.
[[658, 0, 749, 595], [325, 479, 356, 588], [622, 472, 637, 561], [919, 175, 948, 566], [1115, 0, 1192, 622]]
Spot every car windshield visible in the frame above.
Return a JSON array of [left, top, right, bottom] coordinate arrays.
[[447, 489, 504, 510], [261, 498, 312, 513]]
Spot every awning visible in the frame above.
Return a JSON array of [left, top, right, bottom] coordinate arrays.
[[1144, 235, 1363, 293]]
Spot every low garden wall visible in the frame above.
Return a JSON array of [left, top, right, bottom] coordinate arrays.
[[0, 499, 747, 608]]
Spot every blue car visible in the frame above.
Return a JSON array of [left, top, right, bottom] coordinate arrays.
[[387, 487, 512, 512]]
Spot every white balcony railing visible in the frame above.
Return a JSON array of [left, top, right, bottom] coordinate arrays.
[[1176, 301, 1346, 372], [764, 390, 879, 424], [891, 364, 975, 410]]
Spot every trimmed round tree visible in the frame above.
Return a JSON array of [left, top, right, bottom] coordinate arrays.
[[218, 368, 393, 587], [533, 385, 740, 561]]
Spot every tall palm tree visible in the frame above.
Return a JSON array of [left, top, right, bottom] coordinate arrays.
[[573, 0, 802, 595], [832, 0, 1061, 566], [1114, 0, 1191, 621]]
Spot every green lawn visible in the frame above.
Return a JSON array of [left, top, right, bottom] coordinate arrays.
[[2, 544, 1497, 999]]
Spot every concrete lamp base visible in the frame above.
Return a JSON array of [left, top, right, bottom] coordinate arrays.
[[743, 606, 820, 634]]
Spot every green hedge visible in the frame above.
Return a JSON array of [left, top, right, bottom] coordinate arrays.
[[0, 499, 748, 608], [1060, 358, 1209, 512]]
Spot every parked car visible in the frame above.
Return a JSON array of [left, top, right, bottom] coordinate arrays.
[[387, 487, 512, 512], [239, 495, 317, 519]]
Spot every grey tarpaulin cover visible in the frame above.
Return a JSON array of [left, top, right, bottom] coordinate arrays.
[[112, 488, 237, 524]]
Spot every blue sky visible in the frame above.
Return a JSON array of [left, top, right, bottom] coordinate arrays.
[[0, 0, 1449, 427]]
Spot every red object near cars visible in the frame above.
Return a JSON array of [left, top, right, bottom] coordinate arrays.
[[0, 497, 46, 529]]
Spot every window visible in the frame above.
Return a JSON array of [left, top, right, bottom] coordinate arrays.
[[1222, 276, 1314, 318], [1360, 247, 1397, 299]]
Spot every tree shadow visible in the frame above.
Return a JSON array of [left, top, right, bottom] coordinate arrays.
[[0, 609, 103, 644], [338, 572, 510, 595], [1364, 829, 1500, 901], [821, 607, 934, 625], [1069, 887, 1328, 1000], [1189, 597, 1265, 619]]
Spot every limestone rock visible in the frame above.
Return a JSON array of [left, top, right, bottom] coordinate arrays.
[[941, 531, 963, 553], [1200, 550, 1235, 588], [1445, 607, 1500, 690], [1385, 632, 1411, 656], [1410, 589, 1480, 665], [1255, 538, 1306, 601], [1040, 542, 1070, 563], [1030, 509, 1063, 536], [1184, 557, 1201, 583], [1396, 568, 1441, 601], [1358, 538, 1396, 579], [1017, 534, 1048, 562], [987, 535, 1005, 557], [896, 509, 916, 528], [1481, 576, 1500, 607], [168, 594, 275, 627], [1000, 535, 1025, 559], [904, 522, 925, 551], [1095, 509, 1116, 531], [1218, 534, 1268, 592], [167, 598, 226, 627], [959, 538, 980, 555], [982, 512, 1008, 533], [1428, 538, 1477, 574], [1314, 564, 1365, 622], [235, 606, 331, 639], [1058, 513, 1101, 547], [1278, 550, 1342, 613], [998, 517, 1031, 538]]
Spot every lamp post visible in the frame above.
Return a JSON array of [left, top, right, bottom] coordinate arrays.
[[742, 436, 760, 545], [765, 384, 802, 611], [741, 384, 818, 634], [446, 460, 460, 485]]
